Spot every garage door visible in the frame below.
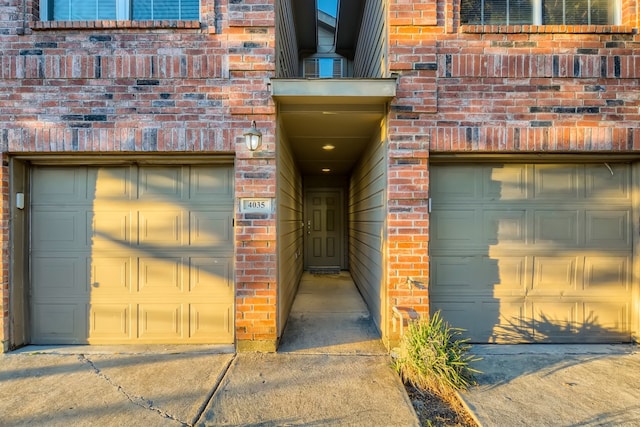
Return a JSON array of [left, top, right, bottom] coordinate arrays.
[[431, 163, 634, 343], [31, 165, 234, 344]]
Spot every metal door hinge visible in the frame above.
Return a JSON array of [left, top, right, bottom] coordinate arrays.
[[428, 197, 432, 213]]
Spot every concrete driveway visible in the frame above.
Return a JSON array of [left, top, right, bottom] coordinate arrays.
[[461, 344, 640, 427], [0, 345, 418, 427]]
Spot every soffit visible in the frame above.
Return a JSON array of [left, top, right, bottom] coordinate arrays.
[[271, 78, 396, 176]]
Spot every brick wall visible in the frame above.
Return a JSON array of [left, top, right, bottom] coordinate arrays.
[[386, 0, 640, 341], [0, 0, 278, 350], [1, 0, 639, 350]]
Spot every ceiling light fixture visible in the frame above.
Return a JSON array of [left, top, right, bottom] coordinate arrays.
[[322, 168, 331, 173], [322, 144, 335, 151]]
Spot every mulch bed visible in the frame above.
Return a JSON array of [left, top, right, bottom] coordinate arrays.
[[405, 384, 478, 427]]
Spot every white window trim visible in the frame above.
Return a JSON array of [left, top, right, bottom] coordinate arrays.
[[532, 0, 542, 25], [117, 0, 131, 20]]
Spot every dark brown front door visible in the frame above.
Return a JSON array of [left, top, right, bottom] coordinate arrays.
[[304, 190, 343, 269]]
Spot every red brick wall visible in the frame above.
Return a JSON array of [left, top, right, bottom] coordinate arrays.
[[1, 0, 639, 350], [0, 0, 278, 350], [386, 0, 640, 341], [386, 0, 434, 343]]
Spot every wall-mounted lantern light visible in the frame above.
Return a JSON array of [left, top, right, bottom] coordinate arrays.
[[243, 120, 262, 151]]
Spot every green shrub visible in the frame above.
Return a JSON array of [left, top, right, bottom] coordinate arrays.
[[393, 311, 480, 397]]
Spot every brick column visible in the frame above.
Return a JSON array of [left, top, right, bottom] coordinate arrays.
[[234, 125, 278, 352], [228, 0, 278, 351], [385, 0, 441, 347]]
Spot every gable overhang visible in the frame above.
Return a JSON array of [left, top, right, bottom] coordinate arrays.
[[292, 0, 317, 56], [335, 0, 365, 59]]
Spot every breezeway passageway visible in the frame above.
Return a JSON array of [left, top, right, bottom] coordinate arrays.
[[278, 271, 385, 354]]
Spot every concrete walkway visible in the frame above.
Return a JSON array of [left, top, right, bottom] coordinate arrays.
[[0, 272, 419, 426], [461, 344, 640, 427], [3, 272, 639, 426]]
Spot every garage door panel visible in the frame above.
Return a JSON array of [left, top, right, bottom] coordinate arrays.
[[430, 167, 481, 199], [91, 211, 132, 248], [139, 211, 183, 245], [483, 209, 527, 245], [190, 166, 234, 201], [190, 304, 233, 339], [534, 210, 579, 245], [483, 164, 528, 200], [490, 257, 528, 294], [32, 210, 87, 251], [190, 211, 233, 248], [583, 301, 630, 341], [90, 257, 132, 295], [491, 301, 532, 343], [139, 257, 184, 293], [431, 257, 481, 292], [32, 303, 86, 343], [138, 166, 185, 200], [585, 210, 631, 248], [433, 256, 527, 295], [532, 256, 578, 292], [435, 300, 515, 343], [585, 164, 631, 200], [90, 166, 133, 200], [584, 256, 630, 292], [534, 165, 580, 200], [531, 301, 580, 341], [138, 304, 183, 338], [32, 256, 88, 296], [431, 210, 478, 248], [190, 257, 234, 296], [32, 168, 88, 203], [89, 304, 131, 340]]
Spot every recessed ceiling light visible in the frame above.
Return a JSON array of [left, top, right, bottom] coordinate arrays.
[[322, 111, 337, 115], [322, 144, 335, 151], [322, 168, 331, 173]]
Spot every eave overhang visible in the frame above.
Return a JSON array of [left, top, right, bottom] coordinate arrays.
[[270, 78, 397, 176], [270, 78, 397, 104]]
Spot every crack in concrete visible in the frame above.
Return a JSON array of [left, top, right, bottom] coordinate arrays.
[[77, 354, 190, 426], [191, 353, 236, 426]]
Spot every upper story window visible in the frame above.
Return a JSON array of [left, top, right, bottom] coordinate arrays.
[[303, 57, 346, 78], [42, 0, 199, 21], [461, 0, 621, 26]]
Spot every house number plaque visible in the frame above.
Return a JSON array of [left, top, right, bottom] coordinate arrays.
[[240, 198, 272, 213]]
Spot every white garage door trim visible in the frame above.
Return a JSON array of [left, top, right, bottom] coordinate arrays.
[[30, 163, 235, 345]]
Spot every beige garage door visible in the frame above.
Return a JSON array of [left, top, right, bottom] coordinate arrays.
[[431, 163, 634, 343], [31, 165, 234, 344]]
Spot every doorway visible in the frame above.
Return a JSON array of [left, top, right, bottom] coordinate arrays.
[[304, 189, 345, 271]]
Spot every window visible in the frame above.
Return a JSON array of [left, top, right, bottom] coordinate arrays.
[[44, 0, 199, 21], [303, 58, 345, 78], [461, 0, 621, 25]]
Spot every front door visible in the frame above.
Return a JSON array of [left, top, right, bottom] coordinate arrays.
[[304, 190, 343, 269]]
